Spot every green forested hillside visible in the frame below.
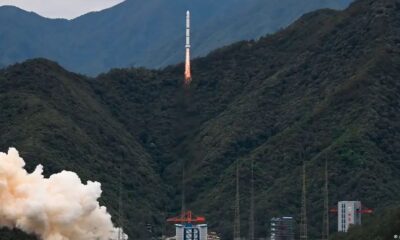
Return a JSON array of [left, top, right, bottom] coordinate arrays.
[[0, 0, 400, 239], [0, 229, 35, 240], [0, 59, 168, 239], [332, 208, 400, 240]]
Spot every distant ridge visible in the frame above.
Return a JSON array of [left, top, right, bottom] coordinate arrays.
[[0, 0, 352, 75]]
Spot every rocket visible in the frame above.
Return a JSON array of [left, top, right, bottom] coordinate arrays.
[[184, 10, 192, 86]]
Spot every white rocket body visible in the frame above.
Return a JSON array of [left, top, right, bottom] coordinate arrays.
[[184, 10, 192, 85], [186, 11, 191, 48]]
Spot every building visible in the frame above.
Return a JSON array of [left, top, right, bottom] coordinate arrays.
[[174, 223, 208, 240], [167, 211, 207, 240], [270, 217, 295, 240], [338, 201, 362, 232]]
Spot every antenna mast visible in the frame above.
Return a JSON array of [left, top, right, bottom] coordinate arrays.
[[322, 156, 329, 240], [300, 159, 308, 240], [234, 161, 241, 240]]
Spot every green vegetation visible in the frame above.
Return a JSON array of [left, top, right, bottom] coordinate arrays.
[[0, 0, 400, 239], [332, 208, 400, 240], [0, 229, 36, 240]]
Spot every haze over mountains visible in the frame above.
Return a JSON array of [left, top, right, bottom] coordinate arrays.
[[0, 0, 352, 75], [1, 0, 400, 239]]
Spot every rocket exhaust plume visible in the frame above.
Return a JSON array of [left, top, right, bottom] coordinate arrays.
[[184, 10, 192, 86], [0, 147, 128, 240]]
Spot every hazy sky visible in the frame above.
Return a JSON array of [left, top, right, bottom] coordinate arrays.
[[0, 0, 124, 19]]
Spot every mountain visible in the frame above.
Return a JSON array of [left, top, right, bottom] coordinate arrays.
[[1, 0, 400, 239], [0, 0, 353, 75], [0, 59, 169, 239]]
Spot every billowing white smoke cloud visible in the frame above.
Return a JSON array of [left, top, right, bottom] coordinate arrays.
[[0, 147, 128, 240]]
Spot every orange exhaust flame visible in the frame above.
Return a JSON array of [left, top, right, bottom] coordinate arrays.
[[184, 48, 192, 86]]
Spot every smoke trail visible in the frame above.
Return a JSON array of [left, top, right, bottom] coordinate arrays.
[[0, 147, 128, 240]]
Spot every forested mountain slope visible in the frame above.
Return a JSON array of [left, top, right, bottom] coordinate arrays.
[[0, 0, 399, 239]]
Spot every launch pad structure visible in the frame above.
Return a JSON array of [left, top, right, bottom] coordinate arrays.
[[167, 211, 207, 240]]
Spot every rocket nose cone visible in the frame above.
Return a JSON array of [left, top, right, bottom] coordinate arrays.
[[186, 10, 190, 15]]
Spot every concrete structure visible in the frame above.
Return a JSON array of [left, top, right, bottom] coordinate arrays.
[[337, 201, 362, 232], [175, 223, 208, 240], [270, 217, 295, 240]]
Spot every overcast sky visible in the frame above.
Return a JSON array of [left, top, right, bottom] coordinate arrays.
[[0, 0, 124, 19]]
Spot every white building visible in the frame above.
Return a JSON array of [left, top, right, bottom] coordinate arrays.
[[174, 224, 208, 240], [338, 201, 362, 232]]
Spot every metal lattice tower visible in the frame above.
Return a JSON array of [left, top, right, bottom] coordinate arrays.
[[249, 159, 255, 240], [118, 167, 124, 240], [300, 160, 308, 240], [322, 156, 329, 240], [234, 161, 241, 240], [181, 162, 186, 216]]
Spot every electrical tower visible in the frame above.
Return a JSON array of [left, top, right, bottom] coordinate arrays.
[[322, 156, 329, 240], [234, 161, 241, 240], [181, 161, 186, 216], [299, 160, 308, 240], [118, 167, 124, 240], [249, 159, 255, 240]]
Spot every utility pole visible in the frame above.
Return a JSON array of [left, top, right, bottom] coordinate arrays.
[[300, 159, 308, 240], [322, 156, 329, 240], [249, 159, 255, 240], [234, 161, 241, 240]]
